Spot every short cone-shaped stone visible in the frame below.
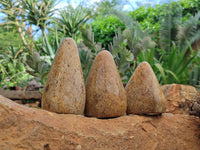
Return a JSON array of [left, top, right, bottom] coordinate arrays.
[[85, 50, 127, 118], [42, 38, 85, 114], [125, 61, 166, 115]]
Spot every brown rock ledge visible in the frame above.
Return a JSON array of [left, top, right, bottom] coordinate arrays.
[[0, 95, 199, 150], [161, 84, 200, 116]]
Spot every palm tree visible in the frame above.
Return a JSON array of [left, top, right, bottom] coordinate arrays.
[[159, 2, 182, 51], [21, 0, 58, 58], [159, 2, 200, 52], [177, 11, 200, 52], [0, 0, 28, 47], [57, 4, 91, 40], [21, 0, 57, 33], [156, 2, 200, 85]]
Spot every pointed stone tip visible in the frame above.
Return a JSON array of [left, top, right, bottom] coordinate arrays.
[[137, 61, 151, 68], [61, 37, 76, 45], [125, 61, 166, 115], [85, 49, 127, 118], [96, 50, 113, 58], [42, 36, 85, 114]]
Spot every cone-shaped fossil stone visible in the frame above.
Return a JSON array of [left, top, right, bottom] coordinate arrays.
[[125, 61, 166, 115], [42, 38, 85, 114], [85, 50, 127, 118]]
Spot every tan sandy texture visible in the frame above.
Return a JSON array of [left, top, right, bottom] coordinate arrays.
[[42, 38, 85, 114], [125, 61, 166, 115], [162, 84, 200, 115], [0, 96, 199, 150], [85, 50, 127, 118]]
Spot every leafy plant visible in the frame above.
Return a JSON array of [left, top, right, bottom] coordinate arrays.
[[189, 48, 200, 87], [78, 48, 93, 84], [26, 51, 50, 85], [79, 25, 103, 82], [0, 46, 30, 88], [155, 43, 195, 84], [58, 4, 91, 40], [25, 26, 62, 84], [177, 11, 200, 52], [112, 10, 156, 59], [91, 15, 125, 49], [81, 25, 104, 54], [0, 0, 29, 47], [21, 0, 58, 32], [129, 6, 160, 34], [81, 25, 134, 83], [137, 48, 157, 69], [108, 28, 134, 82], [0, 24, 23, 50], [159, 2, 182, 51]]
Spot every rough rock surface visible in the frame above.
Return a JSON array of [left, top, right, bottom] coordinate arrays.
[[0, 96, 200, 150], [161, 84, 200, 116], [0, 89, 42, 100], [42, 38, 85, 114], [85, 50, 127, 118], [125, 61, 166, 115]]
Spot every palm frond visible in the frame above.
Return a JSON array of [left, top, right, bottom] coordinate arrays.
[[159, 2, 182, 51], [58, 4, 91, 39], [178, 11, 200, 51]]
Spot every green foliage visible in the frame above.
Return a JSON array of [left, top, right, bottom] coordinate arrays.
[[180, 0, 200, 17], [81, 25, 135, 83], [26, 51, 50, 85], [129, 0, 200, 35], [190, 64, 200, 87], [189, 47, 200, 87], [137, 49, 157, 69], [155, 43, 195, 84], [80, 25, 103, 82], [78, 48, 93, 84], [178, 11, 200, 51], [81, 25, 104, 53], [108, 28, 134, 82], [91, 0, 126, 20], [25, 27, 61, 84], [0, 46, 30, 88], [0, 0, 30, 47], [21, 0, 58, 31], [159, 2, 183, 51], [137, 46, 197, 85], [113, 11, 156, 59], [0, 25, 23, 50], [57, 4, 91, 40], [91, 15, 125, 49], [0, 0, 200, 88], [0, 0, 20, 22], [82, 10, 156, 83], [129, 1, 200, 86], [129, 6, 160, 33]]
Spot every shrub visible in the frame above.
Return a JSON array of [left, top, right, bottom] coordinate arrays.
[[91, 15, 125, 49]]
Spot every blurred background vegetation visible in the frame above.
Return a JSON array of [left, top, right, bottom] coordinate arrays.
[[0, 0, 199, 90]]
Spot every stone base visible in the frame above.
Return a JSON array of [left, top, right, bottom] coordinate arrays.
[[0, 95, 200, 150]]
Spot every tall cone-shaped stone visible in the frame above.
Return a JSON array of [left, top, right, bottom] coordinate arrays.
[[85, 50, 127, 118], [42, 38, 85, 114], [125, 61, 166, 115]]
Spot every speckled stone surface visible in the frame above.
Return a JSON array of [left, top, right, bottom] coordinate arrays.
[[125, 61, 166, 115], [85, 50, 127, 118], [42, 38, 85, 114]]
